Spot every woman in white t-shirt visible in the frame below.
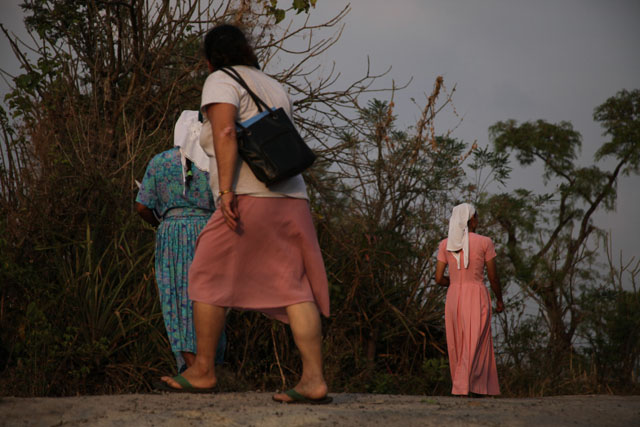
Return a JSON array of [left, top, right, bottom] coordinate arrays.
[[158, 24, 331, 404]]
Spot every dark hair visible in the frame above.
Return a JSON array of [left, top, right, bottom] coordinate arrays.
[[185, 158, 193, 187], [467, 212, 478, 227], [203, 24, 260, 70]]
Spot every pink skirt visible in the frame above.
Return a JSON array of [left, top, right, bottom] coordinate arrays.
[[188, 195, 330, 324], [445, 281, 500, 395]]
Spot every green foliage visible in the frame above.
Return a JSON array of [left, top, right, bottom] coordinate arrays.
[[490, 119, 581, 183], [0, 221, 171, 396], [266, 0, 317, 23], [2, 0, 639, 398], [496, 316, 551, 396], [0, 0, 215, 396], [2, 0, 448, 397], [594, 89, 640, 175], [484, 91, 640, 365], [579, 285, 640, 389], [480, 89, 640, 394], [421, 357, 450, 392], [468, 145, 512, 192]]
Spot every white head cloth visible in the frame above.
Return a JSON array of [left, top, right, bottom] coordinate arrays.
[[446, 203, 476, 269], [173, 110, 210, 193]]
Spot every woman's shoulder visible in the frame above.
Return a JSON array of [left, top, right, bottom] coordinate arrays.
[[205, 66, 266, 84], [436, 238, 449, 262], [234, 65, 274, 80], [470, 232, 488, 239], [150, 147, 179, 164], [203, 68, 239, 88], [202, 66, 279, 104], [470, 232, 494, 247], [230, 66, 286, 94]]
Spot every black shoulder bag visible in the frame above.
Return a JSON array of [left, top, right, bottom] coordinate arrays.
[[219, 67, 316, 186]]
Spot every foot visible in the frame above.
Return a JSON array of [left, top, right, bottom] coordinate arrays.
[[469, 391, 486, 398], [161, 364, 216, 391], [272, 379, 328, 403]]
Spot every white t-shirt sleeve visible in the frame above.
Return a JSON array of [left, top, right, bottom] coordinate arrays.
[[200, 72, 243, 114]]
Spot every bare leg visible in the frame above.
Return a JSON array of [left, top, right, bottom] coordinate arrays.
[[273, 302, 328, 401], [161, 301, 225, 389], [181, 351, 195, 368]]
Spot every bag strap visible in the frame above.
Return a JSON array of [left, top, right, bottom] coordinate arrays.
[[219, 67, 271, 113]]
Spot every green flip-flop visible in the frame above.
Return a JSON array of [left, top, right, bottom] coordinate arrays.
[[273, 389, 333, 405], [153, 374, 216, 394]]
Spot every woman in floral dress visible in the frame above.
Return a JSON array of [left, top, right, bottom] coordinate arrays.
[[136, 111, 224, 372]]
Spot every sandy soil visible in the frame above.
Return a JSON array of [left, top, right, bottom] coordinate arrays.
[[1, 393, 639, 426]]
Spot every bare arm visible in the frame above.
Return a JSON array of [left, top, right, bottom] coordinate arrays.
[[435, 261, 450, 287], [486, 257, 505, 313], [135, 202, 160, 227], [206, 102, 240, 231]]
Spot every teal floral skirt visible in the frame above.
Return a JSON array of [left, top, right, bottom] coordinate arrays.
[[155, 209, 225, 372]]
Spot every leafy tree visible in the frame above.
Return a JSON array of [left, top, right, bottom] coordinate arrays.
[[483, 89, 640, 369], [0, 0, 392, 395], [578, 241, 640, 389], [4, 0, 636, 398]]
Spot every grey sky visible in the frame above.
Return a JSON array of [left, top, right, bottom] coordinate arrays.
[[304, 0, 640, 268], [1, 0, 639, 268]]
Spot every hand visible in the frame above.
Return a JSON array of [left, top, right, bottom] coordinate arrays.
[[219, 191, 239, 231], [495, 299, 505, 313], [135, 202, 160, 228]]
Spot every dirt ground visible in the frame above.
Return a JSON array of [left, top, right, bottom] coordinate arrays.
[[1, 392, 639, 426]]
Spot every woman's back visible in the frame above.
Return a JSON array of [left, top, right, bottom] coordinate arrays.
[[137, 147, 214, 218], [438, 233, 496, 285], [202, 66, 292, 123], [199, 65, 307, 199]]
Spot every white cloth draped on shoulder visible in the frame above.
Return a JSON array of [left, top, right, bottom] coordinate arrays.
[[446, 203, 476, 269], [174, 110, 210, 193]]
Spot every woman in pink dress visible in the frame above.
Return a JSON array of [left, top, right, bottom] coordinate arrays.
[[435, 203, 504, 396], [157, 24, 331, 404]]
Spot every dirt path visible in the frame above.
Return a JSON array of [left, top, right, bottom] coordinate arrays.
[[1, 393, 639, 426]]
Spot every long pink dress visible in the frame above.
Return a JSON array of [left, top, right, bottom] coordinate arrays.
[[437, 232, 500, 395]]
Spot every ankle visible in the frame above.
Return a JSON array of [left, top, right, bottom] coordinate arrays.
[[299, 373, 326, 385], [297, 376, 328, 391], [192, 359, 215, 376]]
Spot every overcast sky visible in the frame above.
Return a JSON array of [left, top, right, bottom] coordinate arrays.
[[1, 0, 639, 271], [301, 0, 640, 271]]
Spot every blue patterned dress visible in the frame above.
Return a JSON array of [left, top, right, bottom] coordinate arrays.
[[136, 147, 224, 371]]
